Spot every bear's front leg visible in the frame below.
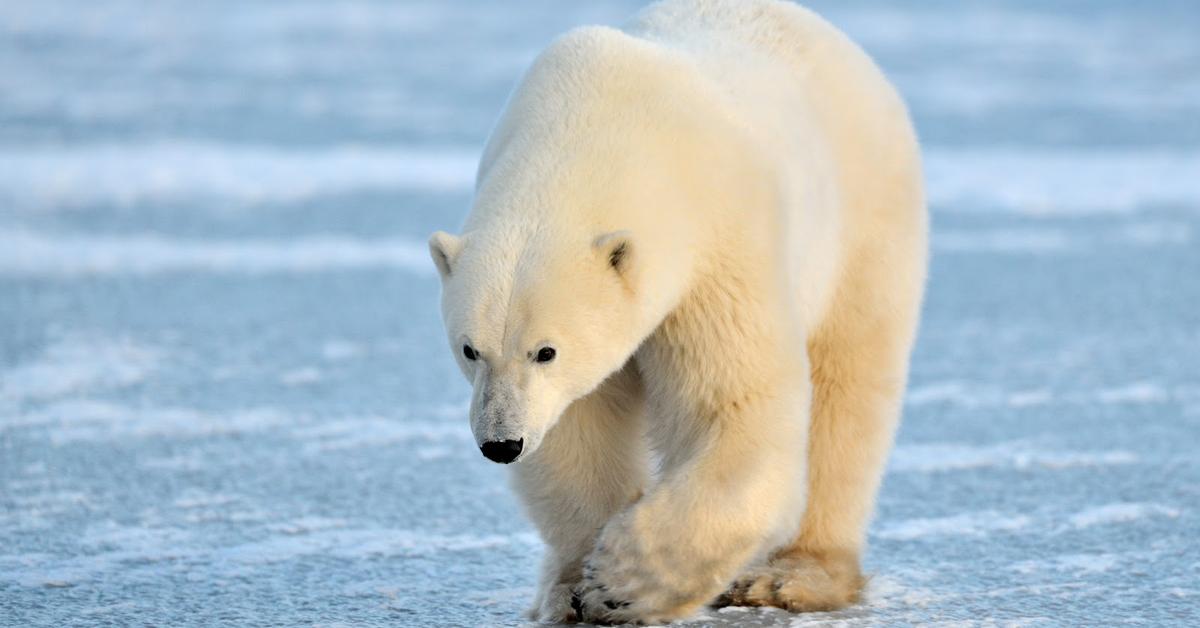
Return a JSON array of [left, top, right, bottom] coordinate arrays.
[[573, 385, 809, 624], [572, 285, 812, 625], [511, 363, 647, 623]]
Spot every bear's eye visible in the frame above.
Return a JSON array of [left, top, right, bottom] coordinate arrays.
[[462, 344, 478, 361], [535, 347, 556, 363]]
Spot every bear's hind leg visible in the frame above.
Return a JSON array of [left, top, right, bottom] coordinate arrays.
[[718, 258, 921, 612], [512, 361, 648, 623]]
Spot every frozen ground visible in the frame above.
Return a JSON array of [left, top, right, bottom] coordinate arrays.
[[2, 0, 1198, 626]]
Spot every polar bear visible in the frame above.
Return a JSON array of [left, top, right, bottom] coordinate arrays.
[[428, 0, 926, 623]]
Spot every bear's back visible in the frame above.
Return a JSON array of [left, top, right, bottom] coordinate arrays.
[[629, 0, 857, 76], [629, 0, 925, 329]]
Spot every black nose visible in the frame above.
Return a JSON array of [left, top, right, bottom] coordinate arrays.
[[480, 439, 523, 464]]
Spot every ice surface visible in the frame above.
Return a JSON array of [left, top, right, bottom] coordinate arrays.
[[2, 0, 1198, 626]]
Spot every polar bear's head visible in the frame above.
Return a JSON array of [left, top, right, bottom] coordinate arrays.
[[425, 25, 723, 463], [428, 227, 641, 464]]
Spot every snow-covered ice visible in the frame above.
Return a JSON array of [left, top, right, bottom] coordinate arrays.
[[2, 0, 1198, 626]]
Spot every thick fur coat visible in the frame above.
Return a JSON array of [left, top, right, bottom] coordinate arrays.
[[429, 0, 927, 623]]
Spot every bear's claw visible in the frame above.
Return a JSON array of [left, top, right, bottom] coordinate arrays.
[[569, 590, 584, 617]]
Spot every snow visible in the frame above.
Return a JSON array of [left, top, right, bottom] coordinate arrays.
[[924, 149, 1200, 215], [0, 336, 161, 402], [889, 443, 1139, 474], [0, 229, 431, 277], [0, 143, 478, 208], [1068, 504, 1182, 530], [278, 367, 324, 386], [1096, 383, 1172, 405], [874, 512, 1032, 541], [7, 144, 1200, 215], [2, 0, 1198, 626]]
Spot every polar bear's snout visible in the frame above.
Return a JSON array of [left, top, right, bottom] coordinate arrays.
[[469, 371, 535, 463]]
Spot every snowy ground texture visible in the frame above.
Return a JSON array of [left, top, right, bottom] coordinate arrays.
[[2, 0, 1199, 626]]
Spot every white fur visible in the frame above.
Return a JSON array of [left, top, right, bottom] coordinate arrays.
[[430, 0, 927, 623]]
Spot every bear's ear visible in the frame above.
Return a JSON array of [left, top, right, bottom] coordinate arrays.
[[428, 231, 464, 279], [594, 230, 634, 279]]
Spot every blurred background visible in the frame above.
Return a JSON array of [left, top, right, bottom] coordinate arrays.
[[1, 0, 1197, 626]]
